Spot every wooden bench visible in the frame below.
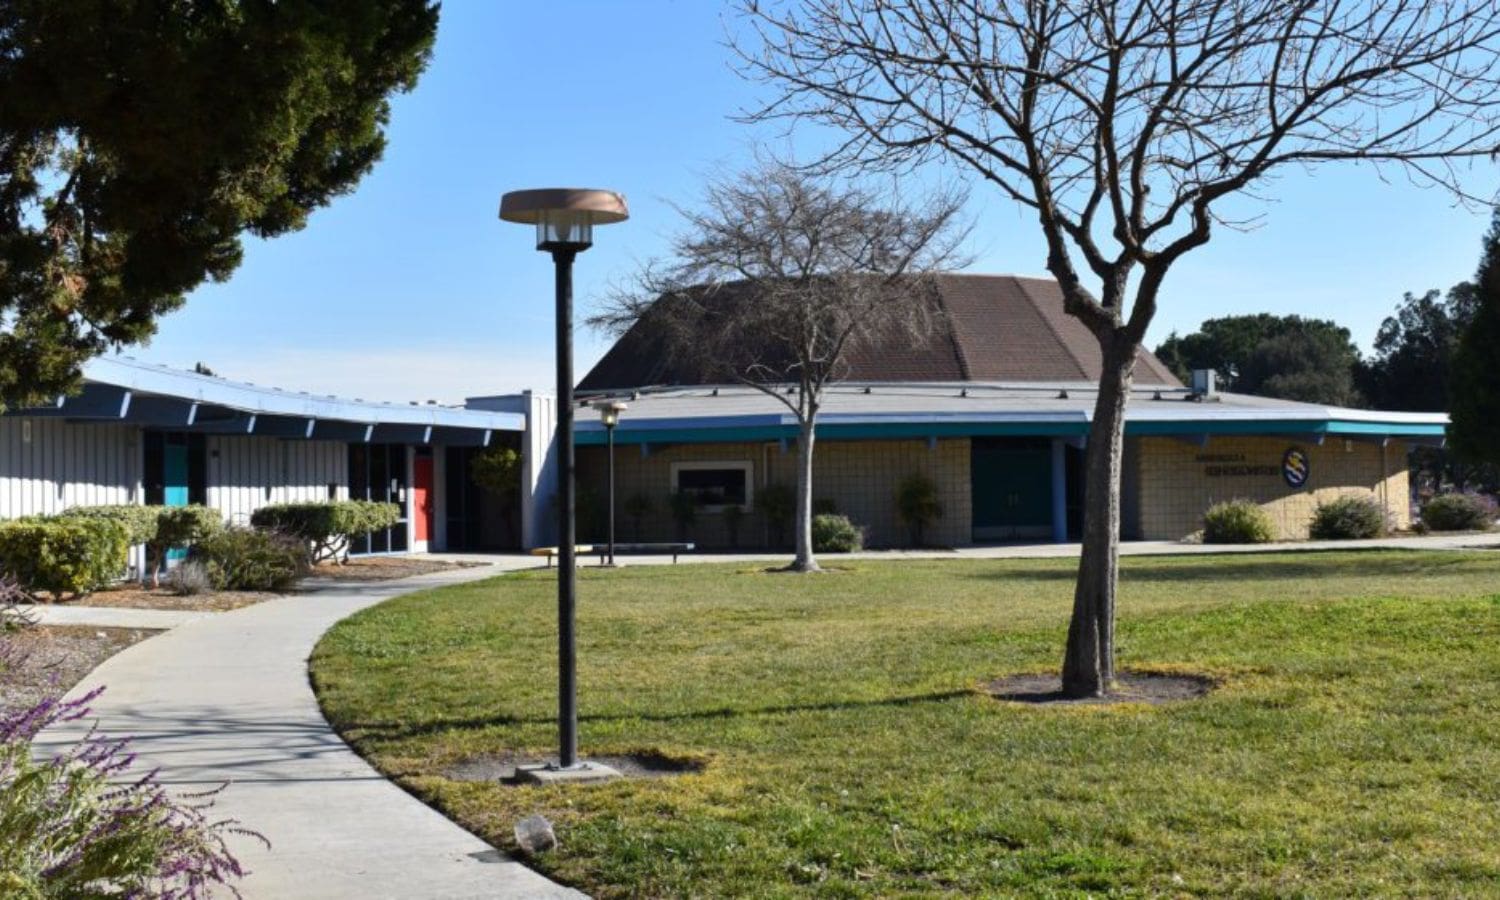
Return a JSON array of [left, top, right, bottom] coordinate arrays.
[[530, 542, 695, 566]]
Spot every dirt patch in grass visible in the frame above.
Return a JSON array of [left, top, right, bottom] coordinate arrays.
[[987, 671, 1215, 706], [1, 625, 159, 715], [307, 556, 483, 582], [443, 749, 707, 784], [49, 586, 280, 612]]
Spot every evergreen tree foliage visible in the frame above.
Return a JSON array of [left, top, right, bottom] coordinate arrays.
[[0, 0, 439, 410], [1361, 285, 1479, 412], [1450, 212, 1500, 466], [1155, 314, 1363, 406]]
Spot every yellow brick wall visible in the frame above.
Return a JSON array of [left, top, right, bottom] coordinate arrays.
[[577, 438, 972, 548], [1135, 436, 1410, 540]]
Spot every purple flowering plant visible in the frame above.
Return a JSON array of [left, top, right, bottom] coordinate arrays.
[[1, 577, 263, 898]]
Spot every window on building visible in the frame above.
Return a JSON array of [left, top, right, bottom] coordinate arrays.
[[671, 461, 754, 511]]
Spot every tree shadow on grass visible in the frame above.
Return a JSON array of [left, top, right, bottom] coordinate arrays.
[[344, 689, 975, 744]]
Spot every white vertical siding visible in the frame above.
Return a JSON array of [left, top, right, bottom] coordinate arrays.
[[0, 418, 139, 519], [206, 435, 347, 525]]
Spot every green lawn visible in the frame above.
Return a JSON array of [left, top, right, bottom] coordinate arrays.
[[311, 551, 1500, 897]]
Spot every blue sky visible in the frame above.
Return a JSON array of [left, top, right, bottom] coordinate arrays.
[[139, 1, 1500, 403]]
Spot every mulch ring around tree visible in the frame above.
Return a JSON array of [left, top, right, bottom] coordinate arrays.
[[443, 749, 708, 785], [987, 670, 1216, 707]]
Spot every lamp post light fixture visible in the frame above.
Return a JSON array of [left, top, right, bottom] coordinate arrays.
[[499, 188, 627, 779], [594, 400, 628, 567]]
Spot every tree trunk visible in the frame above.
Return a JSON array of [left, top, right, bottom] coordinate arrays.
[[1061, 336, 1136, 697], [791, 415, 821, 572]]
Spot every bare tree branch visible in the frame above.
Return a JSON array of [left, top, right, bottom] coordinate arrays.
[[591, 162, 971, 571], [734, 0, 1500, 694]]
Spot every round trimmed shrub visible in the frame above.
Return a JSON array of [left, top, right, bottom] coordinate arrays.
[[250, 500, 399, 562], [1309, 494, 1387, 540], [1422, 493, 1497, 532], [1202, 500, 1276, 544], [812, 513, 863, 553]]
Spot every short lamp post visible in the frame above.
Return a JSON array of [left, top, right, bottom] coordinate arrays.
[[499, 188, 628, 775], [594, 400, 628, 566]]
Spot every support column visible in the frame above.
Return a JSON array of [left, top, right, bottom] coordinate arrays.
[[1050, 437, 1068, 544]]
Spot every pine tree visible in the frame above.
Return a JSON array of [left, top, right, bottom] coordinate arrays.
[[1449, 212, 1500, 466], [0, 1, 439, 410]]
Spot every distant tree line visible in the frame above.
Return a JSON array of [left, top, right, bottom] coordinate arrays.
[[1157, 213, 1500, 493]]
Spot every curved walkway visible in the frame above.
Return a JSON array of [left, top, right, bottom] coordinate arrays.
[[30, 531, 1499, 897], [34, 562, 582, 900]]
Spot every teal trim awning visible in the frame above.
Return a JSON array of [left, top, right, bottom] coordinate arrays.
[[576, 416, 1447, 447]]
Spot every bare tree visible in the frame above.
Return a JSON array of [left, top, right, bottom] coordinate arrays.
[[738, 0, 1500, 694], [594, 164, 968, 571]]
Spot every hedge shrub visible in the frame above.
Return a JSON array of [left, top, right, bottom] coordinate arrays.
[[1422, 493, 1497, 532], [0, 517, 130, 598], [249, 501, 399, 562], [152, 505, 222, 547], [1309, 494, 1386, 540], [812, 513, 863, 553], [191, 527, 308, 592], [1202, 500, 1276, 544], [59, 505, 159, 545]]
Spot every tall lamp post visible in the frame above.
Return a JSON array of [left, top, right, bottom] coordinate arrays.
[[594, 400, 628, 567], [499, 188, 628, 777]]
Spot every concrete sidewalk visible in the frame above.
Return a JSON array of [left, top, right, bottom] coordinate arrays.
[[29, 604, 206, 629], [35, 561, 582, 900], [29, 529, 1497, 897]]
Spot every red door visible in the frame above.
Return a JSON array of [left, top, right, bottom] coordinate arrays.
[[412, 456, 434, 544]]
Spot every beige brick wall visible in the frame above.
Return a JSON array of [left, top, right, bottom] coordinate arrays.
[[577, 437, 972, 548], [1135, 436, 1410, 540]]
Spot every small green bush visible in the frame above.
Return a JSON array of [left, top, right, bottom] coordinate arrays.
[[758, 484, 795, 546], [812, 513, 863, 553], [895, 473, 943, 546], [0, 516, 129, 598], [1309, 494, 1387, 540], [59, 504, 159, 545], [1202, 500, 1276, 544], [153, 505, 222, 547], [191, 527, 308, 592], [250, 500, 399, 562], [1422, 493, 1497, 532]]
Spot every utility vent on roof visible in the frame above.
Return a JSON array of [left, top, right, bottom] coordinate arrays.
[[1190, 369, 1218, 398]]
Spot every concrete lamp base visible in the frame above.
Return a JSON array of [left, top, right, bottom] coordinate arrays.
[[514, 761, 623, 786]]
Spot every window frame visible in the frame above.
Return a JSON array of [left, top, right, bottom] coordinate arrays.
[[670, 460, 755, 513]]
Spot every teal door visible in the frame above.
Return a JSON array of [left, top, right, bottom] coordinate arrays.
[[163, 438, 189, 561], [971, 440, 1054, 541]]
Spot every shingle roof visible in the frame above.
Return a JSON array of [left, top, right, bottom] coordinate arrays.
[[579, 274, 1182, 391]]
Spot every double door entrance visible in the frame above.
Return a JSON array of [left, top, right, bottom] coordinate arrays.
[[347, 443, 411, 554], [971, 438, 1054, 541]]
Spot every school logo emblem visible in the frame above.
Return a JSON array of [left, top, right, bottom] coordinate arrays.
[[1282, 447, 1310, 488]]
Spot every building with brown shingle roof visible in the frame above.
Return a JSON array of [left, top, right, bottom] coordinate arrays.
[[580, 274, 1180, 391], [572, 274, 1445, 548]]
